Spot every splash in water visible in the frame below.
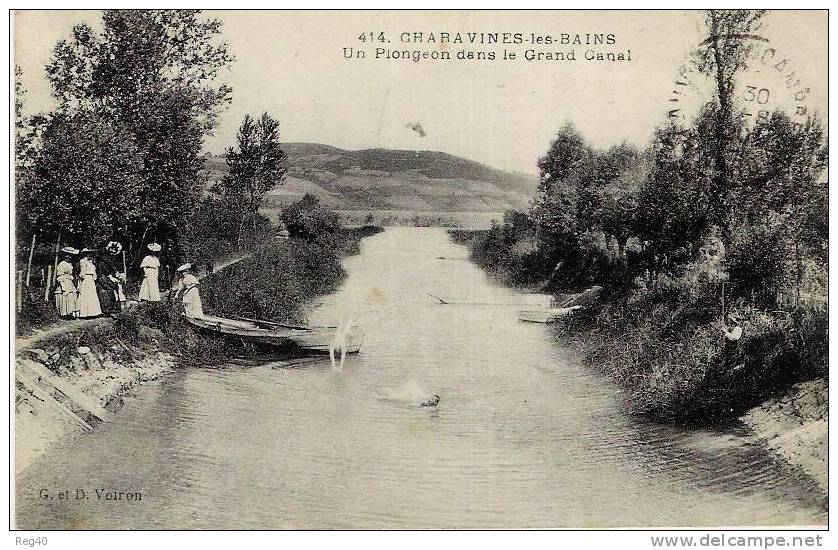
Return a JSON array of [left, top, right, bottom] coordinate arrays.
[[375, 379, 439, 408], [329, 316, 354, 372]]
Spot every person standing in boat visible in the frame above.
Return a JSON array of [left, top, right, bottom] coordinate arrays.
[[54, 247, 80, 319], [139, 243, 162, 302], [76, 248, 103, 318], [173, 263, 204, 318]]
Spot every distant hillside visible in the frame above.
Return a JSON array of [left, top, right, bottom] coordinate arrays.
[[203, 143, 538, 213]]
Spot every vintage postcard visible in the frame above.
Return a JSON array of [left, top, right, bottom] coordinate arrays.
[[11, 9, 828, 533]]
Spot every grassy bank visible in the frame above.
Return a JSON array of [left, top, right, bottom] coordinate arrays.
[[553, 284, 827, 423]]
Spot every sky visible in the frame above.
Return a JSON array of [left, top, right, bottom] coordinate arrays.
[[14, 10, 828, 174]]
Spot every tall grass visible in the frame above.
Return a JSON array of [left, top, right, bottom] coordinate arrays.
[[554, 281, 827, 423]]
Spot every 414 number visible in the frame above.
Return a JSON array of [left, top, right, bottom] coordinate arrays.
[[358, 32, 386, 42]]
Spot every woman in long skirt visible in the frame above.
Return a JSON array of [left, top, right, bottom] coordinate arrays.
[[139, 243, 161, 302], [96, 241, 126, 315], [77, 249, 102, 318], [107, 241, 128, 311], [54, 247, 79, 318], [95, 253, 118, 315], [173, 263, 204, 318]]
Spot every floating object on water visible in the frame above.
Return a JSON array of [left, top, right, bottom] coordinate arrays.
[[427, 293, 449, 304], [518, 306, 582, 323], [427, 293, 522, 306], [419, 394, 440, 407], [186, 314, 365, 354]]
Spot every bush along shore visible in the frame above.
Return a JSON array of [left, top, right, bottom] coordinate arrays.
[[15, 216, 383, 474]]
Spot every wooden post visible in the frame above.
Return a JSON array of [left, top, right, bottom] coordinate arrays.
[[721, 281, 726, 319], [44, 264, 53, 302], [25, 233, 36, 286], [16, 270, 23, 312], [52, 232, 61, 279], [136, 224, 150, 262]]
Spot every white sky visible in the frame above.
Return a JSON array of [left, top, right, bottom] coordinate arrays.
[[14, 10, 827, 174]]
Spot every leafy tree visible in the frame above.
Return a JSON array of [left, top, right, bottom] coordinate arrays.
[[532, 122, 592, 246], [26, 112, 144, 247], [727, 111, 828, 303], [221, 112, 288, 245], [596, 145, 646, 260], [15, 67, 51, 245], [280, 194, 340, 242], [692, 9, 766, 243], [44, 10, 234, 249]]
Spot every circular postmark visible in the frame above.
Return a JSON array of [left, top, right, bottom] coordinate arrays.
[[665, 17, 813, 131]]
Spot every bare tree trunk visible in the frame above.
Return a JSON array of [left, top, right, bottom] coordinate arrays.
[[122, 250, 128, 289], [16, 271, 23, 312], [44, 264, 53, 302], [795, 239, 802, 308], [135, 223, 151, 262], [52, 231, 61, 281], [709, 11, 734, 247], [25, 232, 36, 286]]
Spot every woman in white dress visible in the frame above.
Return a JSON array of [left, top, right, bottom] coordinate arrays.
[[139, 243, 162, 302], [76, 248, 102, 318], [54, 247, 79, 318], [173, 263, 204, 318]]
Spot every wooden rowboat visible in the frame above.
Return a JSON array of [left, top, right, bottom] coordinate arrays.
[[185, 314, 365, 354], [518, 306, 581, 323]]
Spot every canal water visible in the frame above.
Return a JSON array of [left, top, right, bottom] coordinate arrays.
[[16, 228, 827, 529]]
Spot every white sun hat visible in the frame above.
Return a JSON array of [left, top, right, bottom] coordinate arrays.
[[105, 241, 123, 255], [147, 243, 162, 252], [60, 246, 80, 255], [176, 263, 192, 272]]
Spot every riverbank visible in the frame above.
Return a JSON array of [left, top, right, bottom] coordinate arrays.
[[741, 378, 828, 493], [15, 226, 382, 475], [15, 322, 176, 475]]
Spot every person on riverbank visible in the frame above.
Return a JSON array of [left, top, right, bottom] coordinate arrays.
[[107, 241, 128, 311], [95, 241, 125, 315], [173, 263, 204, 318], [54, 247, 79, 319], [76, 248, 103, 318], [139, 243, 162, 302], [721, 313, 743, 342]]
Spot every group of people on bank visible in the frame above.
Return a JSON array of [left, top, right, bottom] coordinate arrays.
[[53, 241, 204, 320]]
